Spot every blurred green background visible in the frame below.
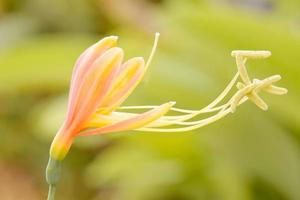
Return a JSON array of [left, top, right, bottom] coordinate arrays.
[[0, 0, 300, 199]]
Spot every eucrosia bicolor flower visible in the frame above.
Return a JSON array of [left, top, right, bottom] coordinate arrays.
[[50, 33, 168, 160], [46, 33, 287, 200], [49, 33, 288, 161]]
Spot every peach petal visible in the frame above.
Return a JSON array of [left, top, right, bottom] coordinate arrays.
[[50, 126, 74, 160], [66, 36, 118, 126], [97, 57, 145, 114], [80, 102, 175, 136], [67, 47, 124, 133]]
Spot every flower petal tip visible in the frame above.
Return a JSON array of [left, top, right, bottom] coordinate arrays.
[[282, 88, 288, 94], [169, 101, 176, 106], [272, 74, 282, 81], [134, 57, 145, 65], [94, 36, 119, 49], [108, 47, 124, 58], [263, 107, 269, 111], [105, 35, 119, 42]]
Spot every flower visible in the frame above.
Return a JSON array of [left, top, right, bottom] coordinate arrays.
[[50, 33, 174, 160], [49, 34, 287, 161], [46, 35, 288, 200]]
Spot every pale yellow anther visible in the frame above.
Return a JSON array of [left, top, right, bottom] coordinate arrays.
[[254, 75, 281, 91], [249, 92, 268, 111], [264, 85, 288, 95], [253, 78, 287, 95], [230, 84, 255, 113], [235, 55, 251, 85], [232, 50, 271, 85], [235, 81, 268, 111], [231, 50, 271, 59]]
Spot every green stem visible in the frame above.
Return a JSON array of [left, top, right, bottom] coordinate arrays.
[[46, 157, 62, 200], [47, 184, 56, 200]]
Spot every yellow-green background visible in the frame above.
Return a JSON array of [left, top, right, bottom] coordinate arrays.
[[0, 0, 299, 199]]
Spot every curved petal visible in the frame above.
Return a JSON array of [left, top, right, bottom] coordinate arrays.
[[65, 36, 118, 126], [97, 57, 145, 114], [94, 33, 160, 115], [66, 47, 124, 133], [80, 102, 175, 136]]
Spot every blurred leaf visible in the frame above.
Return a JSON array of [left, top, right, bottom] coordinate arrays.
[[0, 34, 95, 92]]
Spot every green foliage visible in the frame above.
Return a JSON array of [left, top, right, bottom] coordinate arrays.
[[0, 0, 300, 199]]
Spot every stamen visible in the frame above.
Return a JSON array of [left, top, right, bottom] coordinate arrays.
[[235, 54, 251, 85], [119, 105, 221, 114], [254, 75, 281, 91], [116, 70, 242, 129], [134, 50, 285, 132], [202, 72, 239, 110], [137, 108, 232, 132], [236, 81, 268, 111], [230, 84, 255, 112], [89, 49, 286, 134], [119, 72, 239, 115], [248, 92, 268, 110], [264, 85, 288, 95], [145, 32, 160, 70], [231, 50, 271, 59]]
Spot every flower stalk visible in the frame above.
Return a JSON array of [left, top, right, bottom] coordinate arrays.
[[47, 184, 56, 200], [46, 158, 62, 200]]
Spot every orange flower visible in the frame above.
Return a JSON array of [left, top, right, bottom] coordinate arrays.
[[50, 33, 175, 160], [49, 34, 287, 161]]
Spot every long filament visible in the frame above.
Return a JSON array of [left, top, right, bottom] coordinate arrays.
[[145, 32, 160, 71], [137, 108, 232, 132]]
